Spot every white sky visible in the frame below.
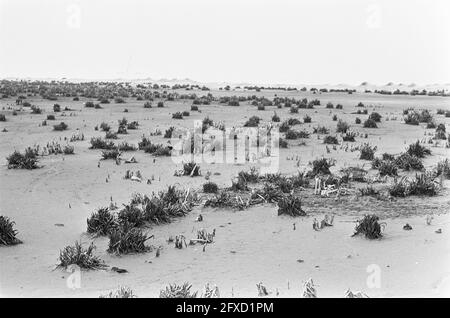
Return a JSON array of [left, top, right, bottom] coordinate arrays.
[[0, 0, 449, 85]]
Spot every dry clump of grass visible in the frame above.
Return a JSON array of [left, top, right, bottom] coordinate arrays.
[[100, 286, 137, 298], [0, 215, 22, 246], [394, 153, 424, 171], [204, 190, 249, 210], [363, 118, 377, 128], [336, 120, 350, 133], [107, 222, 152, 255], [435, 159, 450, 179], [406, 141, 431, 158], [285, 129, 310, 140], [203, 181, 219, 193], [359, 143, 377, 160], [53, 122, 68, 131], [277, 194, 306, 217], [342, 131, 356, 142], [160, 283, 198, 298], [118, 142, 137, 152], [352, 215, 385, 239], [389, 173, 439, 197], [323, 135, 339, 144], [89, 137, 116, 150], [371, 158, 398, 176], [6, 148, 39, 169], [309, 158, 335, 176], [58, 241, 107, 270], [243, 116, 261, 127], [358, 185, 380, 197], [87, 207, 118, 236], [183, 161, 201, 176], [101, 149, 120, 160], [252, 183, 284, 203]]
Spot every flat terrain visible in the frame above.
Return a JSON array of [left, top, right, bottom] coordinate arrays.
[[0, 89, 449, 297]]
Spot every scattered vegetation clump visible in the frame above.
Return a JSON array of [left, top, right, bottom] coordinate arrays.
[[101, 149, 120, 160], [368, 112, 382, 122], [85, 101, 95, 108], [107, 222, 152, 255], [157, 101, 164, 108], [190, 105, 198, 111], [6, 148, 39, 169], [363, 118, 377, 128], [271, 112, 280, 122], [244, 116, 261, 127], [87, 207, 118, 236], [277, 194, 306, 217], [118, 205, 146, 228], [336, 120, 350, 133], [435, 159, 450, 179], [31, 105, 42, 114], [389, 173, 439, 197], [90, 137, 115, 150], [394, 153, 424, 171], [406, 141, 431, 158], [160, 283, 198, 298], [303, 115, 312, 123], [105, 131, 118, 139], [58, 241, 106, 270], [355, 117, 361, 124], [100, 287, 136, 298], [326, 102, 334, 109], [53, 104, 61, 112], [290, 106, 299, 114], [313, 126, 329, 134], [342, 131, 356, 142], [118, 142, 137, 152], [310, 158, 334, 175], [285, 129, 310, 140], [359, 186, 380, 197], [203, 182, 219, 193], [323, 135, 339, 144], [172, 112, 183, 119], [359, 143, 377, 160], [144, 102, 152, 108], [352, 215, 384, 239], [127, 121, 139, 130], [278, 137, 288, 148], [183, 161, 200, 176], [238, 167, 260, 183], [53, 122, 68, 131], [0, 215, 22, 245], [372, 159, 398, 176], [0, 114, 5, 121], [63, 145, 74, 155], [47, 114, 55, 120]]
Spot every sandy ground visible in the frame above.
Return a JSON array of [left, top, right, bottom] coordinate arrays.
[[0, 90, 449, 297]]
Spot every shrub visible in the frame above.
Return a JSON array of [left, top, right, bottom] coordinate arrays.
[[89, 137, 116, 150], [369, 112, 382, 122], [6, 148, 39, 169], [85, 101, 95, 108], [363, 119, 377, 128], [118, 205, 146, 228], [359, 186, 380, 197], [244, 116, 260, 127], [336, 104, 343, 109], [105, 131, 118, 139], [303, 115, 312, 123], [160, 283, 198, 298], [287, 118, 301, 126], [58, 241, 106, 270], [203, 182, 219, 193], [323, 135, 339, 144], [277, 194, 306, 217], [172, 112, 183, 119], [144, 102, 152, 108], [182, 111, 190, 117], [0, 215, 22, 245], [408, 173, 439, 196], [238, 167, 259, 183], [359, 143, 377, 160], [389, 177, 409, 197], [355, 117, 361, 124], [332, 114, 338, 121], [406, 141, 431, 158], [157, 101, 164, 108], [311, 158, 334, 175], [53, 104, 61, 112], [290, 106, 299, 114], [279, 138, 288, 148], [342, 132, 356, 142], [100, 287, 136, 298], [63, 145, 74, 154], [435, 159, 450, 179], [115, 97, 125, 104], [352, 215, 384, 239], [191, 105, 198, 111], [101, 149, 120, 160], [47, 114, 55, 120], [271, 112, 280, 122], [285, 129, 309, 140], [118, 142, 137, 151], [53, 122, 68, 131], [31, 105, 42, 114], [374, 159, 398, 176], [257, 105, 265, 111], [395, 153, 424, 171], [183, 161, 200, 176], [313, 126, 329, 134], [127, 121, 139, 130], [107, 222, 152, 255], [100, 122, 111, 132], [0, 114, 5, 121], [326, 102, 334, 109], [87, 207, 118, 236], [336, 120, 350, 133], [404, 112, 419, 125]]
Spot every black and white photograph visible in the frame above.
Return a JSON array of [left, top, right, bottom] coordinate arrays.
[[0, 0, 449, 302]]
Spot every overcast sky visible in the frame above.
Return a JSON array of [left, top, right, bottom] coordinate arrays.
[[0, 0, 449, 85]]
